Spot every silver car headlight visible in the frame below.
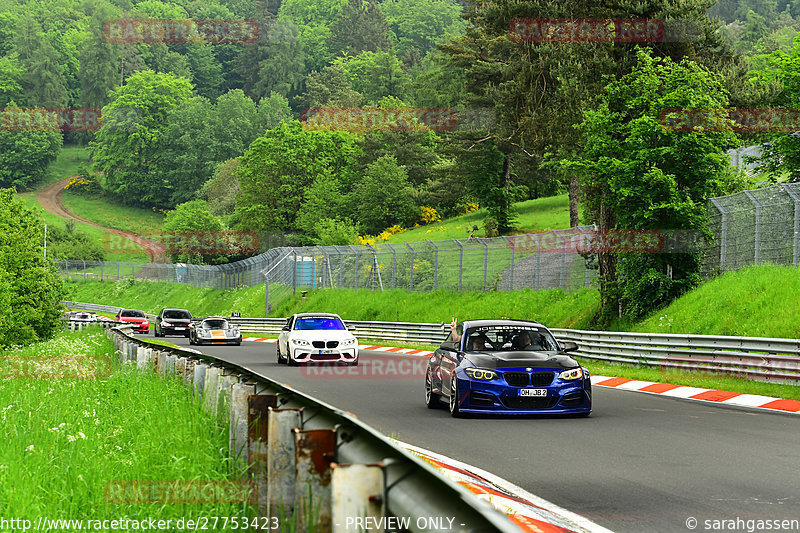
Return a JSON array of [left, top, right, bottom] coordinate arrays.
[[292, 338, 310, 346], [559, 367, 584, 380], [198, 330, 211, 338]]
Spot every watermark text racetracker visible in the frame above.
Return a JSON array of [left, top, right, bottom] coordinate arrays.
[[686, 516, 799, 532], [661, 108, 800, 133], [506, 228, 706, 255], [104, 230, 258, 256], [0, 516, 280, 531], [1, 355, 112, 380], [509, 18, 704, 43], [1, 107, 101, 132], [301, 107, 495, 132], [302, 356, 428, 379], [104, 19, 258, 43]]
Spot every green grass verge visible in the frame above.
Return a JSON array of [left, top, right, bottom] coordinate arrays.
[[65, 280, 601, 328], [633, 264, 800, 339], [0, 328, 252, 520], [386, 194, 572, 243], [61, 190, 165, 236], [16, 193, 149, 262]]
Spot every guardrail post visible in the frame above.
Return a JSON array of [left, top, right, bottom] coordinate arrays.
[[230, 382, 256, 470], [135, 346, 145, 365], [203, 365, 222, 415], [156, 351, 167, 375], [331, 463, 385, 533], [183, 359, 197, 387], [136, 347, 149, 371], [192, 361, 207, 399], [166, 353, 177, 376], [216, 372, 238, 423], [267, 408, 302, 521], [248, 394, 279, 514], [175, 356, 186, 379], [293, 428, 336, 531]]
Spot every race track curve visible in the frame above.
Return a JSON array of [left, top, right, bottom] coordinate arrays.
[[157, 335, 800, 533]]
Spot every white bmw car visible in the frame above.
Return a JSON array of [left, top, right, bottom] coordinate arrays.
[[277, 313, 359, 366]]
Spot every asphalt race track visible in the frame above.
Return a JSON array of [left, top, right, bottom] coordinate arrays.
[[165, 336, 800, 533]]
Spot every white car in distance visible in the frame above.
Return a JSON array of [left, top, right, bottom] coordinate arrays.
[[277, 313, 359, 366]]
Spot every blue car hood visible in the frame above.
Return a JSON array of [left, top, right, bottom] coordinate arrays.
[[464, 351, 578, 369]]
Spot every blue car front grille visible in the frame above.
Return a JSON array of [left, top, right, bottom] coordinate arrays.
[[502, 371, 555, 387]]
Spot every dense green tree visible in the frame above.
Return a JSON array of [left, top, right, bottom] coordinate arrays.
[[333, 51, 407, 104], [380, 0, 466, 57], [0, 121, 62, 189], [350, 154, 415, 233], [330, 0, 391, 55], [0, 55, 24, 108], [553, 49, 740, 321], [200, 158, 240, 216], [14, 15, 68, 106], [91, 70, 194, 206], [296, 64, 363, 108], [162, 199, 227, 264], [0, 189, 66, 347], [235, 120, 361, 237], [256, 92, 294, 131], [78, 6, 120, 109], [184, 44, 224, 100]]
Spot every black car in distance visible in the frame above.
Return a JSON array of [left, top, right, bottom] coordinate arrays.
[[154, 308, 192, 337]]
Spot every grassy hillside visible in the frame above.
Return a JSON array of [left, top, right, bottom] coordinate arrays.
[[65, 280, 600, 328], [61, 191, 165, 235], [633, 265, 800, 339], [386, 194, 572, 243], [38, 145, 92, 188], [17, 193, 149, 262]]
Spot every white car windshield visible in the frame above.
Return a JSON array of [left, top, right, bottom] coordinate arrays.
[[294, 317, 345, 330]]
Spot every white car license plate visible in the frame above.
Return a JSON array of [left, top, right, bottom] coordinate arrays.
[[174, 327, 186, 330], [519, 388, 547, 397], [319, 349, 335, 354]]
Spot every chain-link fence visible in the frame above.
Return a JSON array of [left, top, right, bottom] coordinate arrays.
[[703, 183, 800, 277], [58, 227, 599, 311]]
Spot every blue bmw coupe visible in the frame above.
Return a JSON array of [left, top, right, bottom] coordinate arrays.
[[424, 319, 592, 417]]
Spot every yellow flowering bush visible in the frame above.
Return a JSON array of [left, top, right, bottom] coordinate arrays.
[[418, 206, 441, 224]]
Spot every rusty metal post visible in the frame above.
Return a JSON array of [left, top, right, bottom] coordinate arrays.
[[248, 394, 279, 514], [192, 361, 207, 399], [175, 356, 186, 379], [294, 429, 336, 532], [230, 382, 256, 469], [331, 463, 385, 533], [267, 408, 302, 521], [204, 366, 221, 414]]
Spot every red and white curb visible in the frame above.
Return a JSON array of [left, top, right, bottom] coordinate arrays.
[[396, 441, 613, 533], [242, 337, 434, 356], [592, 376, 800, 414]]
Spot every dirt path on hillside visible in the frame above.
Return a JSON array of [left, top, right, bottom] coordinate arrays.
[[37, 178, 167, 263]]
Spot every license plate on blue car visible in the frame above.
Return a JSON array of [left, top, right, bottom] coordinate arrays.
[[519, 388, 547, 397]]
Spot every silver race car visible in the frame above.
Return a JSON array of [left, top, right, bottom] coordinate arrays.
[[188, 317, 242, 346]]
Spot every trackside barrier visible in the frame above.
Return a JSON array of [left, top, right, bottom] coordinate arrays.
[[105, 325, 525, 533], [73, 300, 800, 384]]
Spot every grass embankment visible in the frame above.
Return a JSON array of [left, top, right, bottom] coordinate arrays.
[[0, 328, 251, 520], [61, 192, 165, 236], [41, 145, 92, 187], [386, 194, 572, 243], [65, 279, 601, 328]]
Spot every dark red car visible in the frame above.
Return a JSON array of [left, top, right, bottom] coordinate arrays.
[[115, 309, 150, 334]]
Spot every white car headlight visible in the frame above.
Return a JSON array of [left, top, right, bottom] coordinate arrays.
[[559, 367, 584, 380], [341, 338, 356, 346], [292, 338, 310, 346], [198, 330, 211, 338], [162, 321, 172, 326]]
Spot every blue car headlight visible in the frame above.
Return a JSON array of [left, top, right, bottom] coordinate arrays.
[[464, 368, 498, 381], [559, 367, 584, 380]]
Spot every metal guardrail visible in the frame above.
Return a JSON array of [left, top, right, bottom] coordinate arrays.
[[66, 301, 800, 384], [105, 326, 527, 533]]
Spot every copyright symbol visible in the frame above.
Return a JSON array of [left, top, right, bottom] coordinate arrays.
[[686, 517, 698, 529]]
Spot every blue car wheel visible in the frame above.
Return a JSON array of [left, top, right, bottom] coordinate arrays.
[[449, 377, 461, 418]]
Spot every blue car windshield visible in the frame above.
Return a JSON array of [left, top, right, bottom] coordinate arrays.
[[465, 326, 558, 352], [294, 317, 345, 330]]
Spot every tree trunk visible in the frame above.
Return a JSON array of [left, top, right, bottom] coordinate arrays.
[[596, 192, 618, 323], [569, 175, 579, 227]]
